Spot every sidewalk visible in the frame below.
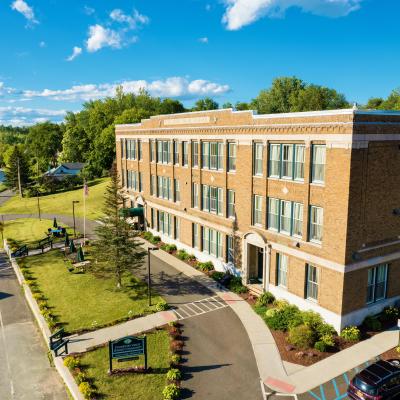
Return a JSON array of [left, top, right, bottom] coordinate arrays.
[[140, 238, 400, 395]]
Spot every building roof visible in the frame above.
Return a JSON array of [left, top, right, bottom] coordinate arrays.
[[61, 162, 85, 170]]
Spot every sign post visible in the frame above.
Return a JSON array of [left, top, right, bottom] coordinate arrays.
[[108, 335, 147, 374]]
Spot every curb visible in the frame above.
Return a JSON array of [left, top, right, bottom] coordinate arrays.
[[3, 240, 84, 400]]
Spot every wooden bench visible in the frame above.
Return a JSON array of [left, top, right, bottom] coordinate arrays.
[[49, 328, 69, 356]]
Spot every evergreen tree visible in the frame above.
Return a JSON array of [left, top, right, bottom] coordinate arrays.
[[4, 146, 30, 194], [92, 164, 146, 288]]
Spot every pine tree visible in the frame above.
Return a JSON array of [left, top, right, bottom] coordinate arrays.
[[92, 163, 146, 288], [4, 146, 30, 194]]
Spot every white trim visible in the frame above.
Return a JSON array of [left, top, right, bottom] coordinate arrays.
[[344, 251, 400, 273], [358, 238, 400, 253]]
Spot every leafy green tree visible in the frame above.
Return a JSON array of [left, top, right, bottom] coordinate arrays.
[[193, 97, 219, 111], [158, 98, 186, 115], [4, 146, 30, 194], [92, 164, 146, 288], [26, 122, 63, 171], [235, 101, 250, 111], [364, 97, 384, 109], [381, 89, 400, 110], [222, 102, 233, 109]]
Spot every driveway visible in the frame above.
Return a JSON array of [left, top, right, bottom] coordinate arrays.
[[136, 253, 263, 400], [0, 252, 68, 400]]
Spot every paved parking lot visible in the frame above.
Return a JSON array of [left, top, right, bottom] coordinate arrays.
[[265, 356, 382, 400]]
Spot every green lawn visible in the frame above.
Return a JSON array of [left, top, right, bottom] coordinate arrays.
[[19, 250, 163, 333], [78, 330, 170, 400], [0, 183, 6, 192], [0, 178, 109, 220], [1, 218, 74, 249]]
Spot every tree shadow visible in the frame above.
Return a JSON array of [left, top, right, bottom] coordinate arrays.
[[0, 291, 13, 300]]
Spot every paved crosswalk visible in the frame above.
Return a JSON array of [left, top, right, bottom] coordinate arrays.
[[171, 295, 229, 320]]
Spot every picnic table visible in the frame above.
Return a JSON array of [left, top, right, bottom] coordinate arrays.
[[47, 227, 66, 237]]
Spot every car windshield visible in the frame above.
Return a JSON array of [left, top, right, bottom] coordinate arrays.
[[354, 377, 379, 396]]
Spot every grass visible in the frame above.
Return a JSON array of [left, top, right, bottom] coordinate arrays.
[[0, 218, 75, 249], [77, 330, 170, 400], [0, 182, 6, 192], [0, 178, 109, 220], [19, 250, 164, 333]]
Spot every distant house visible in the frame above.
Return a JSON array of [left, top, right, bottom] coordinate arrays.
[[43, 162, 85, 180]]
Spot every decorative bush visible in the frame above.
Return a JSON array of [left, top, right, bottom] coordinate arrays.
[[256, 292, 275, 307], [142, 231, 154, 241], [75, 371, 88, 384], [265, 308, 277, 318], [79, 381, 95, 400], [315, 322, 337, 338], [363, 315, 382, 331], [197, 261, 214, 272], [340, 326, 361, 342], [150, 236, 161, 244], [160, 244, 169, 251], [166, 244, 177, 253], [227, 276, 248, 294], [288, 324, 315, 349], [170, 354, 181, 365], [176, 249, 189, 261], [155, 300, 169, 311], [301, 311, 323, 331], [265, 304, 301, 331], [380, 306, 399, 323], [320, 333, 335, 347], [314, 341, 327, 352], [210, 271, 226, 281], [162, 383, 181, 400], [273, 299, 289, 310], [63, 356, 80, 370], [166, 368, 182, 382]]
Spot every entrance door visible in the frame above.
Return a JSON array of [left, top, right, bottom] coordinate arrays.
[[257, 248, 264, 282]]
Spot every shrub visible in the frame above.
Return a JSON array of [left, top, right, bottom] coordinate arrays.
[[288, 324, 315, 349], [210, 271, 226, 281], [314, 341, 327, 352], [301, 311, 323, 331], [143, 231, 154, 241], [166, 368, 182, 382], [380, 306, 399, 323], [197, 261, 214, 272], [160, 244, 169, 251], [265, 304, 301, 331], [273, 299, 289, 310], [155, 300, 169, 311], [166, 244, 177, 253], [316, 322, 337, 338], [363, 315, 382, 331], [256, 292, 275, 307], [176, 249, 189, 261], [320, 333, 335, 347], [340, 326, 361, 342], [150, 236, 161, 244], [76, 371, 88, 384], [162, 384, 181, 400], [63, 356, 80, 370], [265, 308, 277, 318], [226, 276, 248, 294], [396, 346, 400, 354], [79, 381, 95, 400], [170, 354, 181, 365]]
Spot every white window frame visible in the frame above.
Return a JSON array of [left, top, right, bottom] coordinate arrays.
[[292, 202, 303, 238], [253, 142, 263, 176], [367, 264, 388, 304], [252, 195, 263, 226], [193, 223, 199, 249], [192, 141, 199, 167], [281, 144, 293, 180], [267, 198, 280, 231], [311, 144, 326, 184], [182, 141, 188, 166], [227, 189, 235, 218], [280, 200, 292, 235], [174, 179, 180, 202], [277, 253, 288, 288], [309, 205, 323, 243], [268, 144, 281, 178], [227, 142, 236, 172], [192, 183, 199, 208]]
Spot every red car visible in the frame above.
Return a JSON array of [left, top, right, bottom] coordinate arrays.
[[348, 359, 400, 399]]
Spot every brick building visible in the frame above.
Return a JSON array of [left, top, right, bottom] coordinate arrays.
[[115, 108, 400, 332]]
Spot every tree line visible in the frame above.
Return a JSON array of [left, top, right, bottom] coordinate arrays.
[[1, 76, 400, 195]]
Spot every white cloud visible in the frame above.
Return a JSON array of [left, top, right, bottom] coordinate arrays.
[[84, 5, 95, 15], [205, 4, 212, 11], [39, 41, 46, 48], [21, 77, 230, 102], [67, 46, 83, 61], [11, 0, 38, 24], [198, 37, 209, 43], [0, 106, 66, 126], [110, 8, 149, 29], [86, 25, 121, 52], [222, 0, 362, 30]]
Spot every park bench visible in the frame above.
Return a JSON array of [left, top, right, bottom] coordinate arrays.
[[49, 328, 69, 356], [38, 236, 53, 253], [11, 244, 28, 258]]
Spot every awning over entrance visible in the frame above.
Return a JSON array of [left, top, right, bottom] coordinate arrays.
[[119, 207, 144, 218]]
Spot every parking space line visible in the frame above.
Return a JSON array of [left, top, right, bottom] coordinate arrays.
[[307, 390, 321, 400], [319, 385, 326, 400], [190, 302, 206, 313], [194, 300, 213, 311], [332, 378, 340, 397], [343, 373, 350, 385]]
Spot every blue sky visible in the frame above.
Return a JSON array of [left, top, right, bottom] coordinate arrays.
[[0, 0, 399, 125]]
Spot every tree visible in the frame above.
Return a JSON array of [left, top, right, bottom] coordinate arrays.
[[235, 101, 250, 111], [222, 102, 233, 109], [364, 97, 384, 110], [4, 146, 30, 195], [193, 97, 219, 111], [92, 164, 146, 288]]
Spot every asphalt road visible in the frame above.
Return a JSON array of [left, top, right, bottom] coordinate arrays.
[[136, 253, 263, 400], [0, 252, 68, 400]]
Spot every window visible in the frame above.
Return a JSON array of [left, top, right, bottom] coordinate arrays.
[[138, 140, 142, 161], [173, 141, 179, 165], [192, 183, 199, 208], [252, 195, 263, 226], [127, 170, 139, 191], [294, 145, 305, 180], [174, 179, 180, 202], [126, 139, 137, 160], [138, 172, 143, 192], [163, 141, 170, 164], [157, 140, 171, 164], [269, 144, 280, 178], [280, 200, 291, 235], [292, 202, 303, 237], [150, 140, 155, 162], [267, 198, 279, 231], [367, 264, 388, 304], [281, 144, 293, 179], [227, 142, 236, 172], [201, 142, 223, 170], [157, 140, 162, 163], [227, 236, 234, 263], [182, 141, 188, 166], [227, 189, 235, 218], [150, 208, 154, 229], [157, 176, 172, 200], [306, 265, 319, 301], [193, 223, 199, 248], [311, 145, 326, 184], [202, 185, 223, 215], [277, 254, 288, 288], [174, 217, 180, 240], [253, 143, 263, 176], [158, 211, 172, 237], [121, 139, 125, 159], [202, 227, 222, 258], [309, 206, 323, 243], [192, 141, 199, 167], [150, 175, 156, 196]]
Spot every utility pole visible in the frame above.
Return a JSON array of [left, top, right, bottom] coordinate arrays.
[[17, 157, 22, 198], [72, 200, 79, 238], [37, 192, 41, 221]]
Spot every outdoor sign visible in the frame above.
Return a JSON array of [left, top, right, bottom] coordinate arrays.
[[108, 335, 147, 372]]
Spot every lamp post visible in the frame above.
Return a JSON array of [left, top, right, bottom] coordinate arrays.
[[147, 247, 159, 306], [72, 200, 80, 238]]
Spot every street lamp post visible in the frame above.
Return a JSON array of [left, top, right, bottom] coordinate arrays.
[[72, 200, 80, 238], [147, 247, 159, 306]]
